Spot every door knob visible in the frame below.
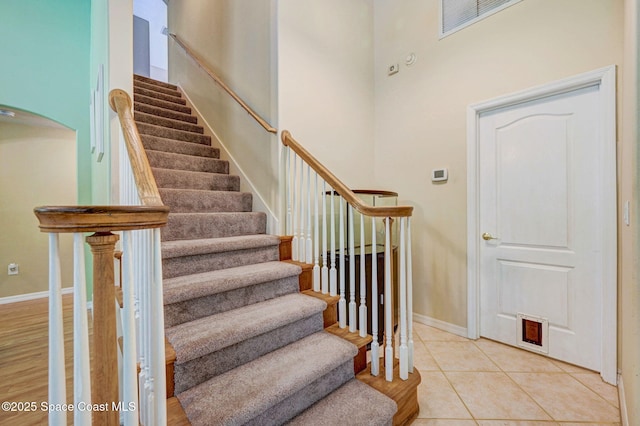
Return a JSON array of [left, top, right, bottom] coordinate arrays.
[[482, 232, 498, 241]]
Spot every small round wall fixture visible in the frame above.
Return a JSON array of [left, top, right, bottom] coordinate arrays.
[[405, 53, 417, 66]]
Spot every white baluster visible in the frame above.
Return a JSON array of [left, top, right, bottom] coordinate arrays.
[[338, 197, 346, 328], [399, 217, 409, 380], [291, 152, 298, 261], [73, 233, 91, 425], [321, 182, 329, 294], [348, 204, 356, 332], [313, 172, 320, 292], [370, 219, 380, 376], [306, 166, 313, 264], [359, 212, 367, 338], [329, 189, 337, 296], [299, 160, 306, 262], [407, 217, 414, 373], [384, 218, 394, 382], [285, 147, 292, 236], [122, 231, 139, 425], [152, 228, 167, 424], [48, 233, 67, 425]]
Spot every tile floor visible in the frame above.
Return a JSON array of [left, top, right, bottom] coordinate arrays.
[[410, 322, 621, 425]]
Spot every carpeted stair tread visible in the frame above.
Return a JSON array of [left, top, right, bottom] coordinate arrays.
[[164, 261, 301, 305], [287, 379, 397, 426], [134, 93, 192, 114], [147, 150, 228, 174], [134, 79, 182, 98], [134, 101, 198, 124], [167, 293, 326, 364], [135, 111, 204, 134], [162, 234, 279, 259], [134, 74, 178, 90], [141, 135, 219, 159], [152, 168, 240, 191], [159, 188, 252, 213], [137, 122, 211, 145], [163, 212, 266, 241], [134, 86, 186, 105], [177, 332, 357, 426]]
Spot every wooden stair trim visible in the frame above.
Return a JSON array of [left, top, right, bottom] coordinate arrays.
[[167, 397, 191, 425], [279, 235, 293, 261], [283, 259, 313, 291], [302, 290, 339, 328], [325, 323, 372, 374], [356, 360, 421, 426]]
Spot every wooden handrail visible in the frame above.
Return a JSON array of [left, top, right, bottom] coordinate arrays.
[[109, 89, 164, 206], [169, 33, 277, 134], [281, 131, 413, 217]]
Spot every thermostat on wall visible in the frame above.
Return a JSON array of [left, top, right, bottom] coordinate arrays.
[[431, 168, 448, 182]]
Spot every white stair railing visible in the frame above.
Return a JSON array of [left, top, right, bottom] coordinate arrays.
[[281, 130, 415, 382]]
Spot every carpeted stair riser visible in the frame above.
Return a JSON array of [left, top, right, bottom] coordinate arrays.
[[165, 275, 299, 327], [152, 168, 240, 192], [137, 122, 211, 145], [134, 94, 192, 114], [159, 188, 252, 213], [174, 314, 323, 394], [141, 135, 219, 159], [134, 74, 178, 90], [146, 151, 228, 174], [135, 111, 204, 134], [287, 379, 397, 426], [177, 332, 357, 426], [246, 361, 354, 426], [163, 212, 266, 241], [134, 79, 183, 97], [134, 102, 198, 124], [168, 294, 326, 391], [162, 243, 278, 279], [134, 86, 186, 105]]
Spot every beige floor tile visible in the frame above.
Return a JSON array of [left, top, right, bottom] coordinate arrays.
[[508, 373, 620, 422], [416, 371, 473, 419], [474, 339, 562, 373], [413, 340, 440, 371], [446, 372, 552, 421], [427, 342, 500, 372], [570, 373, 619, 408], [414, 322, 470, 342], [549, 359, 595, 374], [558, 423, 620, 426], [477, 421, 560, 426], [412, 419, 478, 425]]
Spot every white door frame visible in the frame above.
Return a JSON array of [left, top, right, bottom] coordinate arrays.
[[466, 65, 617, 384]]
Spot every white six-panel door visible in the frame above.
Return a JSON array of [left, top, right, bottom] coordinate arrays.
[[467, 66, 617, 383]]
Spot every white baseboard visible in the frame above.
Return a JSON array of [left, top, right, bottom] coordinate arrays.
[[618, 372, 629, 426], [413, 312, 469, 339], [178, 86, 280, 234], [0, 287, 74, 304]]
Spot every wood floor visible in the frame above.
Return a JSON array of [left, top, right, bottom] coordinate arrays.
[[0, 294, 79, 426]]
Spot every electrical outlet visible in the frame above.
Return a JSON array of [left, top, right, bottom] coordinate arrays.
[[388, 63, 399, 76], [8, 263, 19, 275]]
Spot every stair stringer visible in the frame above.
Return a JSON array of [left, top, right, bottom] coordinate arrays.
[[177, 85, 281, 235]]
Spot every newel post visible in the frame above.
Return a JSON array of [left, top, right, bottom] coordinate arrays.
[[86, 231, 120, 426]]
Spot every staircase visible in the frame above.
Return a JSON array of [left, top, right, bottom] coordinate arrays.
[[132, 74, 399, 425]]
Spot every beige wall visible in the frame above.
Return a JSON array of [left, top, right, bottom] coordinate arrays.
[[620, 0, 639, 422], [278, 0, 375, 189], [168, 0, 280, 229], [374, 0, 640, 418], [373, 0, 624, 326], [0, 122, 76, 297]]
